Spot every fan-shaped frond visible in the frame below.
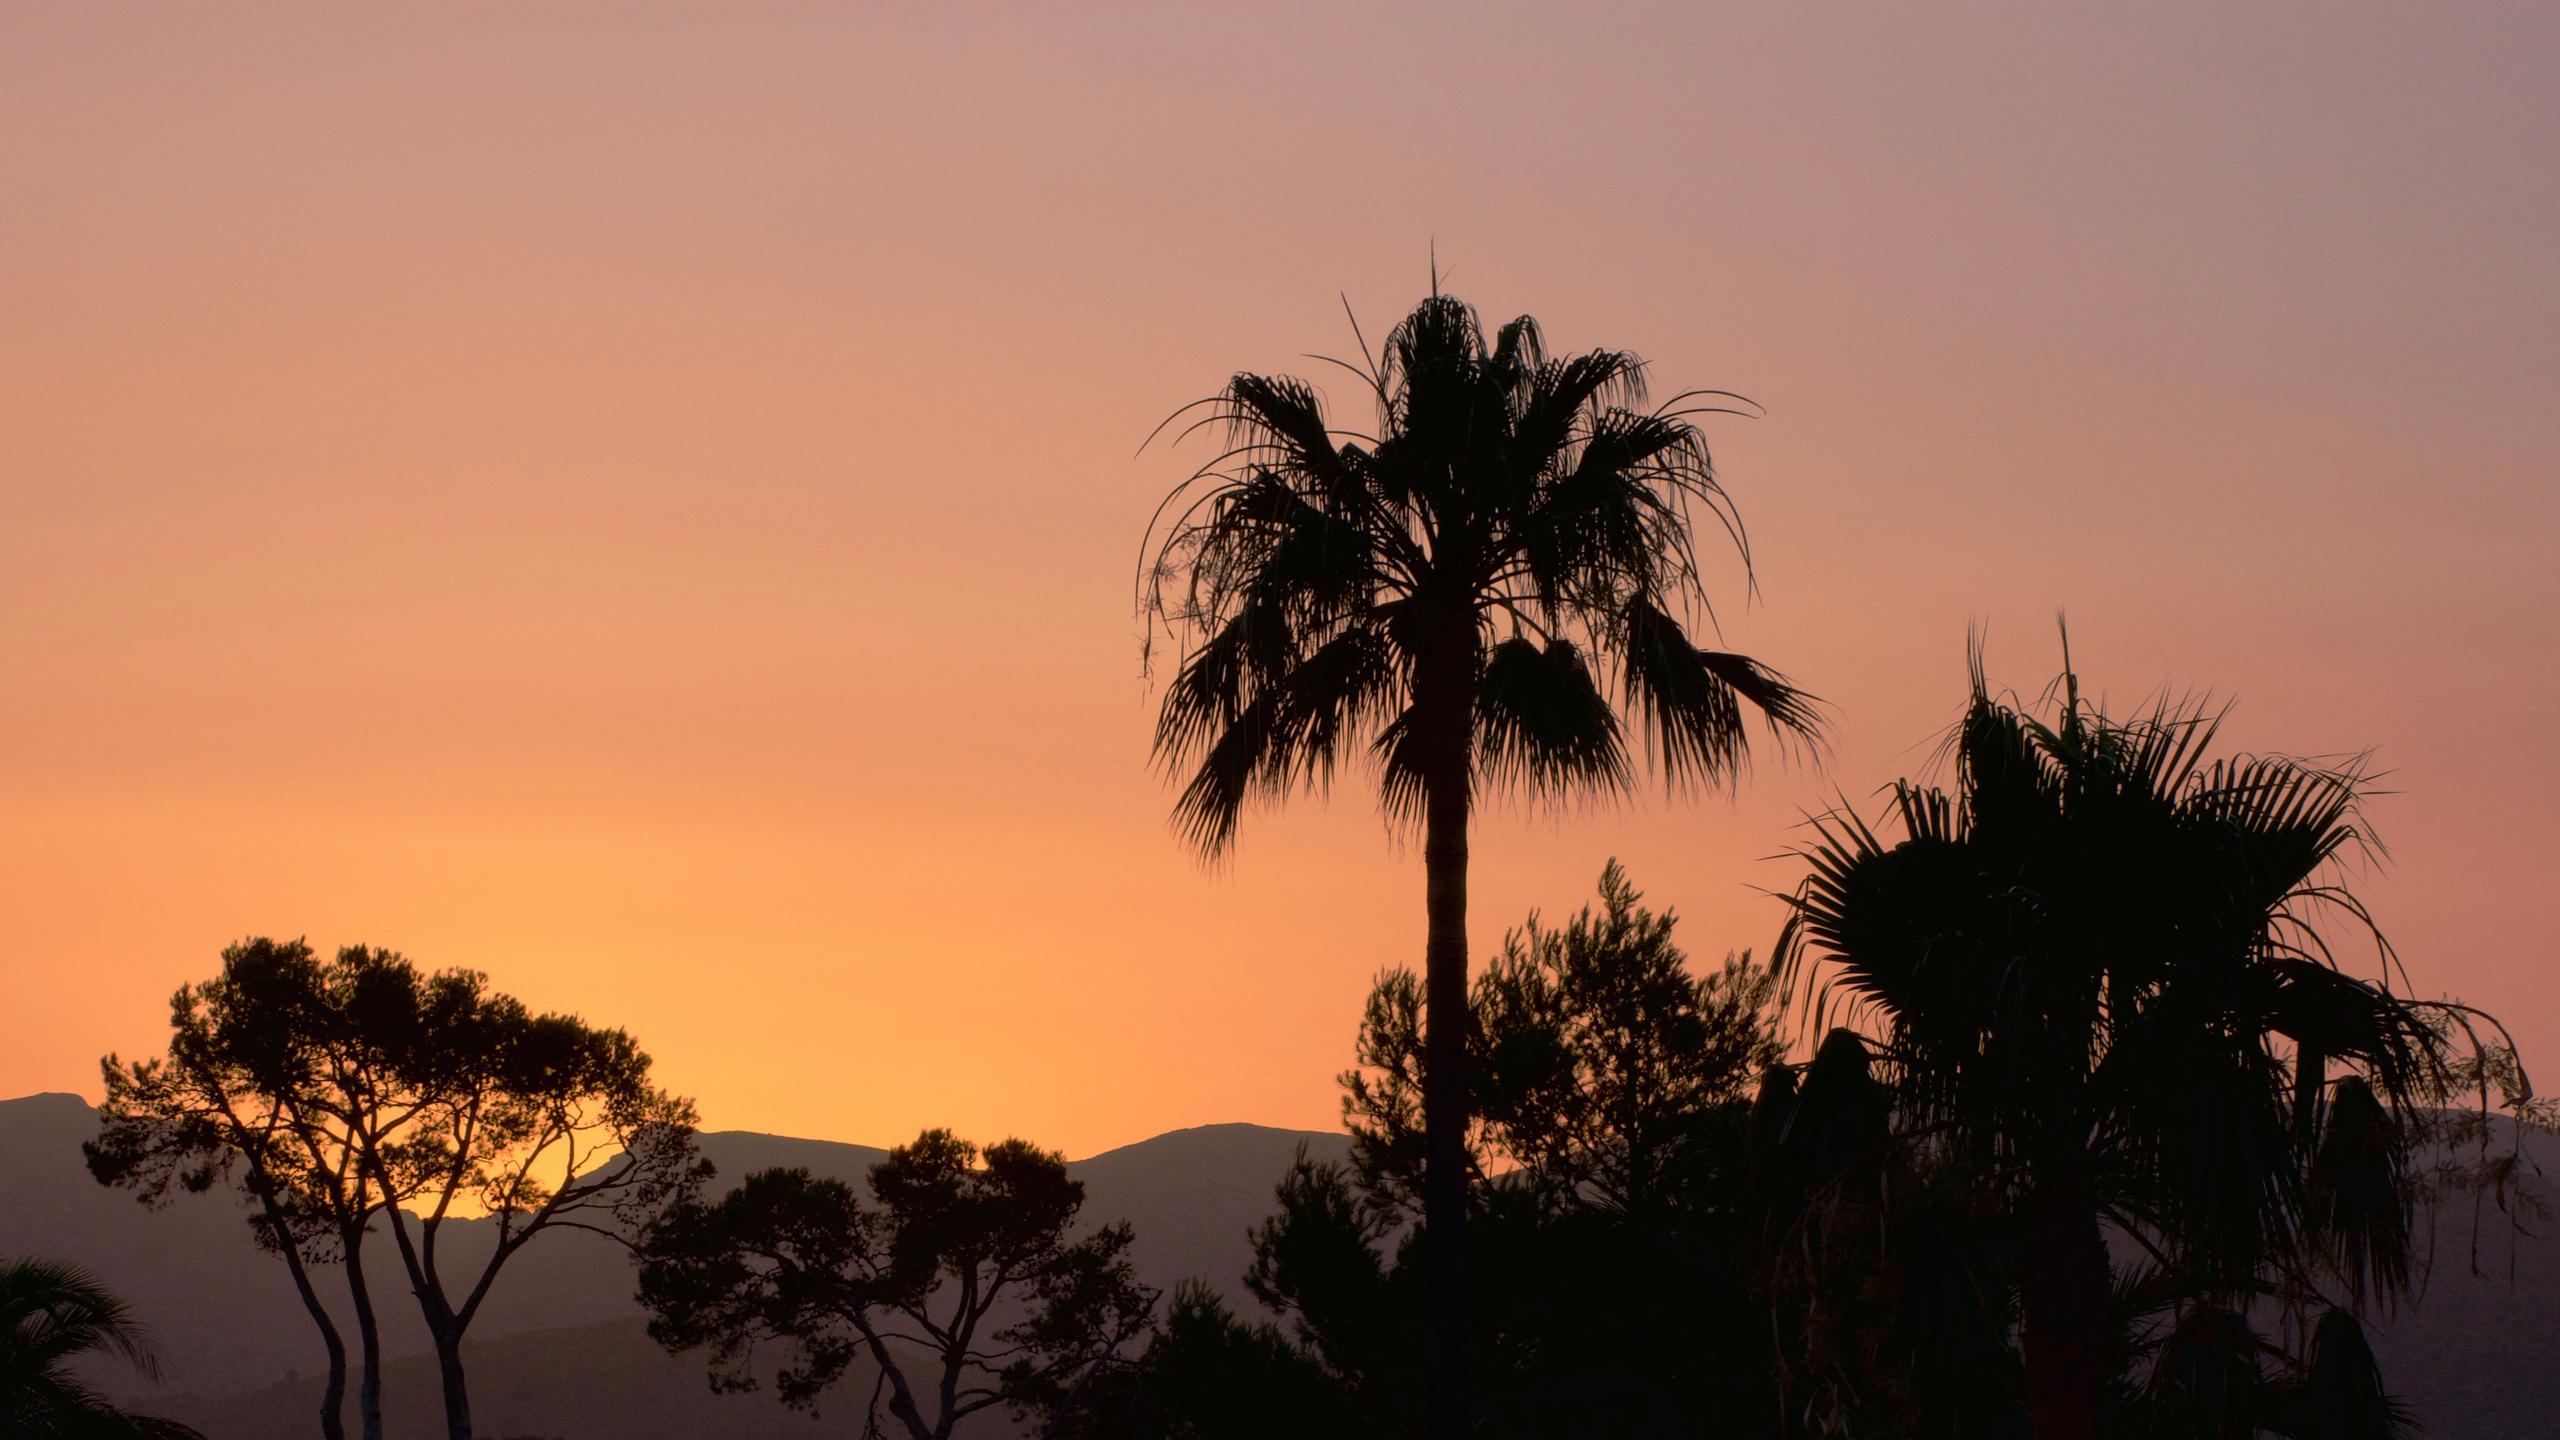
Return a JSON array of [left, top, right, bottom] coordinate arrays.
[[1167, 625, 1404, 856], [1617, 599, 1821, 790], [0, 1259, 158, 1376], [1, 1259, 200, 1440], [1474, 637, 1629, 802]]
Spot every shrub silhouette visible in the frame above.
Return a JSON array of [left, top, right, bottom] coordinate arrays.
[[1040, 863, 1788, 1437]]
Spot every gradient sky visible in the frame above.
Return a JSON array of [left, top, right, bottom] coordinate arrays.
[[5, 3, 2554, 1158]]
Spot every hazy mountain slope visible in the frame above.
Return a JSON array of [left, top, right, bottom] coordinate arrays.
[[12, 1090, 2549, 1437], [1073, 1122, 1351, 1305], [0, 1091, 326, 1394], [1, 1093, 1345, 1437], [177, 1317, 906, 1440], [2360, 1117, 2560, 1440]]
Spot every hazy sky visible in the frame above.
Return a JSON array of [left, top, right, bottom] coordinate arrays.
[[5, 3, 2554, 1157]]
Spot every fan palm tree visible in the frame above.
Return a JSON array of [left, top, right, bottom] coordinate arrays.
[[1775, 644, 2473, 1439], [1142, 291, 1821, 1437], [2, 1257, 205, 1440]]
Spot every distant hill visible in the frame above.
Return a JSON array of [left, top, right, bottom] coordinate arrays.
[[2363, 1116, 2560, 1438], [4, 1091, 2553, 1437], [181, 1318, 878, 1440], [0, 1092, 1345, 1439]]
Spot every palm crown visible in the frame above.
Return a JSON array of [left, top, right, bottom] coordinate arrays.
[[1142, 292, 1821, 850], [1774, 650, 2493, 1435], [1781, 658, 2443, 1292]]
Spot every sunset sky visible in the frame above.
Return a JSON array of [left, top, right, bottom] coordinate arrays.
[[4, 3, 2554, 1159]]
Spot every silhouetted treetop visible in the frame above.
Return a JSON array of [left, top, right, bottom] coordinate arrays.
[[1140, 291, 1822, 853], [90, 937, 697, 1440], [1341, 859, 1782, 1214], [638, 1129, 1152, 1440], [1771, 638, 2521, 1439]]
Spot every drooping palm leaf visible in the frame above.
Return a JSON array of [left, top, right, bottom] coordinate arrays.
[[2282, 1308, 2410, 1440], [1, 1260, 203, 1440]]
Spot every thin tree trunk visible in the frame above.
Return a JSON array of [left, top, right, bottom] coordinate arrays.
[[1418, 642, 1475, 1440], [308, 1312, 350, 1440], [2019, 1155, 2112, 1440], [367, 1172, 475, 1440], [258, 1200, 347, 1440], [342, 1223, 385, 1440], [849, 1321, 935, 1440], [433, 1330, 474, 1440], [290, 1272, 349, 1440]]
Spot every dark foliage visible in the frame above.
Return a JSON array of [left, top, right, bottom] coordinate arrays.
[[1340, 859, 1782, 1219], [1, 1257, 206, 1440], [1772, 641, 2496, 1438], [1037, 1281, 1355, 1440], [637, 1130, 1154, 1440], [1038, 864, 1787, 1438]]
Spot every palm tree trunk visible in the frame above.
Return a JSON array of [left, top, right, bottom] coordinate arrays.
[[1418, 645, 1475, 1440], [2020, 1153, 2112, 1440]]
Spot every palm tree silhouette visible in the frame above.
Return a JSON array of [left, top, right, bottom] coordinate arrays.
[[1776, 643, 2472, 1439], [1142, 290, 1820, 1438], [2, 1257, 205, 1439]]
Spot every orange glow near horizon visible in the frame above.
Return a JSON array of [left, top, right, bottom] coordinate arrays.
[[5, 4, 2556, 1158]]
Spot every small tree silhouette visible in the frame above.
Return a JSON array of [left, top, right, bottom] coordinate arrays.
[[89, 939, 399, 1440], [1141, 291, 1819, 1438], [637, 1131, 1154, 1440], [93, 941, 699, 1440], [1341, 859, 1783, 1218], [348, 954, 699, 1440]]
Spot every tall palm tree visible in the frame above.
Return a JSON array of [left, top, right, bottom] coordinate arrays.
[[1142, 291, 1820, 1438], [2, 1257, 206, 1439], [1775, 645, 2473, 1439]]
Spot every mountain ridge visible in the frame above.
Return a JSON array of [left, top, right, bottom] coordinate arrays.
[[7, 1092, 2553, 1438], [0, 1089, 1350, 1438]]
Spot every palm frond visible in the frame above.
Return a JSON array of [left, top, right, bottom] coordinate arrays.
[[2285, 1308, 2411, 1439], [1, 1259, 200, 1440], [2306, 1077, 2412, 1308], [1166, 625, 1401, 856], [1474, 637, 1630, 803], [1617, 599, 1820, 789], [0, 1259, 158, 1377]]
